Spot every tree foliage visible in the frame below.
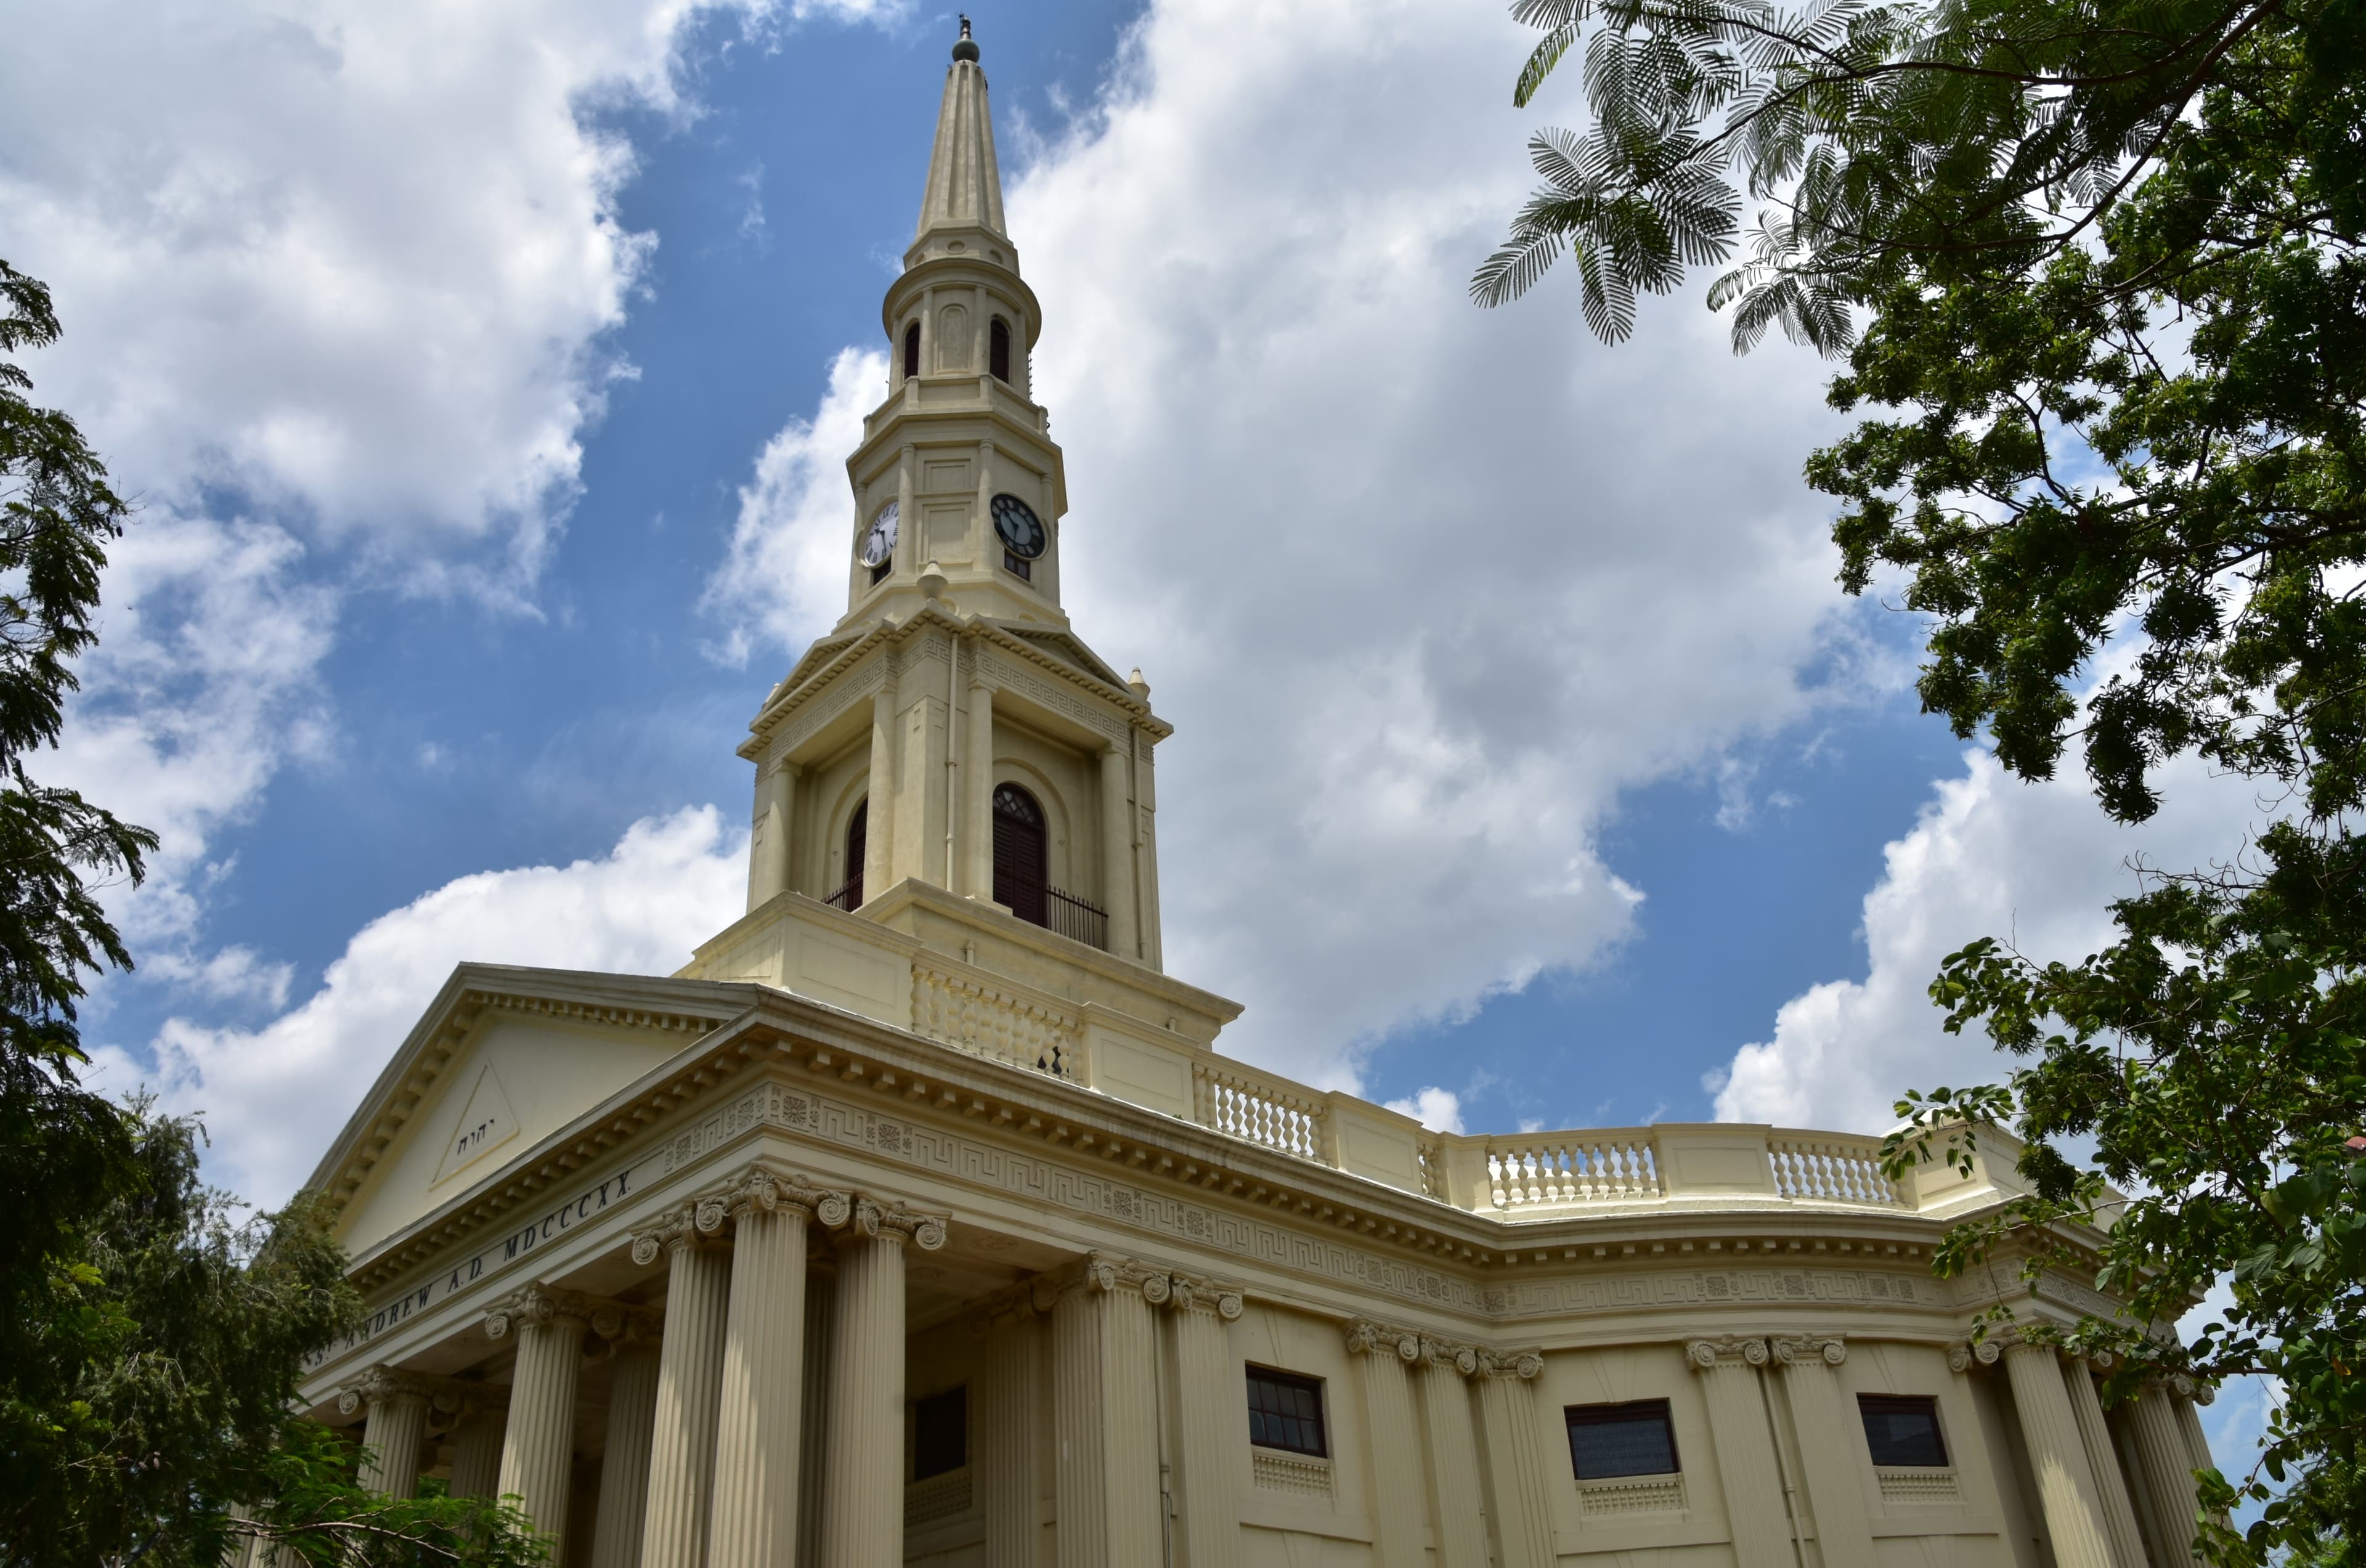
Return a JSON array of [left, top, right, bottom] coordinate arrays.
[[1482, 0, 2366, 1556], [0, 261, 540, 1566]]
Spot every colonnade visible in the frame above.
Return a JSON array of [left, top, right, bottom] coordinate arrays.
[[1676, 1331, 2211, 1568]]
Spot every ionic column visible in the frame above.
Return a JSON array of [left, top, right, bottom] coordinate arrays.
[[1345, 1325, 1434, 1568], [746, 759, 798, 911], [1166, 1274, 1246, 1568], [1099, 745, 1138, 959], [978, 1286, 1047, 1568], [797, 1267, 835, 1568], [1999, 1339, 2117, 1568], [2126, 1383, 2202, 1565], [1417, 1340, 1489, 1568], [588, 1338, 661, 1568], [2174, 1382, 2216, 1474], [1472, 1352, 1555, 1568], [821, 1198, 947, 1568], [339, 1368, 432, 1498], [2062, 1357, 2148, 1568], [633, 1209, 732, 1568], [447, 1391, 508, 1500], [1051, 1254, 1165, 1568], [864, 686, 896, 900], [707, 1174, 845, 1568], [487, 1286, 593, 1552], [961, 677, 996, 900], [1771, 1336, 1877, 1568], [1686, 1338, 1794, 1568]]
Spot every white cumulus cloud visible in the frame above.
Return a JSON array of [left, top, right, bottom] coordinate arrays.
[[96, 806, 746, 1207], [709, 0, 1879, 1091]]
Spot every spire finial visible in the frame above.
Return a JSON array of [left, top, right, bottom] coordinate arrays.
[[953, 15, 980, 62]]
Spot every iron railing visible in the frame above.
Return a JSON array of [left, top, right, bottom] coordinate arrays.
[[824, 875, 863, 912], [1044, 887, 1107, 950]]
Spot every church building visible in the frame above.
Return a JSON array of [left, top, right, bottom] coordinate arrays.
[[296, 24, 2218, 1568]]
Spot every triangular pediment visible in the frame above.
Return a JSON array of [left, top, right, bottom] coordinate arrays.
[[996, 624, 1127, 688], [309, 966, 749, 1257]]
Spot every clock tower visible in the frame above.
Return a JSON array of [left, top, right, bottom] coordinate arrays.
[[690, 19, 1237, 1059]]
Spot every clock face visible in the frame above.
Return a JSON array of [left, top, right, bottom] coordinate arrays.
[[991, 493, 1047, 559], [860, 500, 898, 568]]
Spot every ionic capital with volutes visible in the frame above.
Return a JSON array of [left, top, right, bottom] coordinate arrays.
[[1161, 1269, 1245, 1320], [482, 1282, 611, 1341], [847, 1195, 948, 1251], [1473, 1348, 1546, 1381], [628, 1203, 704, 1266], [696, 1166, 853, 1235], [1770, 1333, 1848, 1367], [1344, 1319, 1425, 1363], [1946, 1336, 2006, 1373], [335, 1365, 441, 1417], [1686, 1335, 1771, 1370]]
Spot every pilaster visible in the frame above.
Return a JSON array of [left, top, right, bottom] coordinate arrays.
[[1343, 1323, 1434, 1568], [1770, 1334, 1877, 1568], [1685, 1337, 1794, 1568], [961, 672, 996, 899], [632, 1208, 731, 1568], [746, 760, 797, 911], [486, 1285, 596, 1551], [864, 685, 897, 901], [893, 652, 949, 889], [821, 1196, 947, 1568], [1415, 1338, 1489, 1568], [1471, 1351, 1553, 1568], [706, 1170, 847, 1568], [1100, 745, 1139, 961]]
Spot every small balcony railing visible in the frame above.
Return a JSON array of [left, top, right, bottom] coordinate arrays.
[[1043, 887, 1107, 951], [824, 875, 863, 912]]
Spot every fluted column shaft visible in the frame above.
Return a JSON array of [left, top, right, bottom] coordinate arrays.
[[1417, 1352, 1488, 1568], [980, 1306, 1044, 1568], [1346, 1331, 1431, 1568], [1168, 1291, 1242, 1568], [638, 1237, 732, 1568], [1052, 1265, 1163, 1568], [2001, 1342, 2117, 1568], [2063, 1362, 2147, 1568], [1687, 1341, 1793, 1568], [797, 1269, 835, 1568], [1773, 1338, 1877, 1568], [588, 1346, 661, 1568], [821, 1219, 912, 1568], [449, 1406, 507, 1500], [360, 1388, 430, 1498], [2128, 1387, 2202, 1566], [707, 1195, 816, 1568], [1473, 1367, 1554, 1568], [497, 1306, 590, 1551]]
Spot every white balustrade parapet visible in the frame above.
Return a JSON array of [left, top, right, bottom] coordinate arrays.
[[681, 884, 2019, 1222]]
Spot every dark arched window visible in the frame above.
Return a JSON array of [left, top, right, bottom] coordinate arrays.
[[829, 800, 867, 911], [903, 322, 921, 380], [991, 784, 1046, 924], [989, 318, 1011, 383]]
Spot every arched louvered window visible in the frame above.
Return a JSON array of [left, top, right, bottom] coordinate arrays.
[[989, 318, 1012, 383], [991, 784, 1046, 925], [829, 800, 867, 911], [903, 322, 921, 380]]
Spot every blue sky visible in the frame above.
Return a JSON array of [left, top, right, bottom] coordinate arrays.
[[4, 0, 2276, 1473], [6, 0, 2246, 1230]]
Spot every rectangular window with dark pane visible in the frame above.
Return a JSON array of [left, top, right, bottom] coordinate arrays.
[[1858, 1394, 1948, 1467], [913, 1386, 967, 1480], [1564, 1399, 1680, 1479], [1245, 1367, 1327, 1457]]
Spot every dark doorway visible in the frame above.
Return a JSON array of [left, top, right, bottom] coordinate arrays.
[[991, 784, 1046, 924]]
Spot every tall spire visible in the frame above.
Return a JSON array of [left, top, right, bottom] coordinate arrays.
[[909, 17, 1013, 272]]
